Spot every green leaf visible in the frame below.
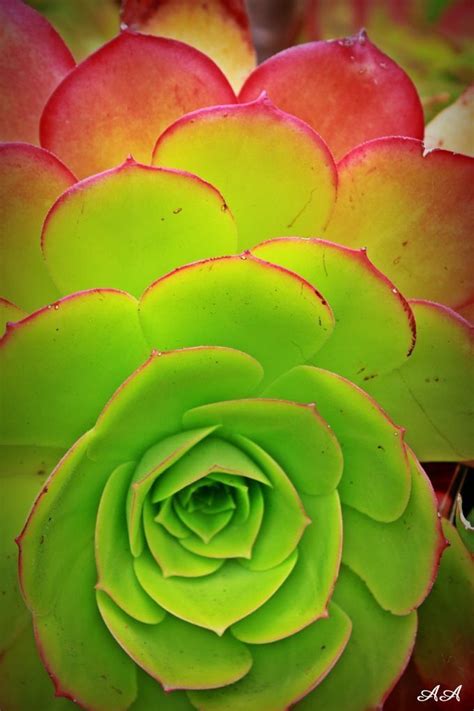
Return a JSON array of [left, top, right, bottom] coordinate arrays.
[[0, 143, 74, 312], [33, 548, 137, 711], [150, 436, 270, 503], [179, 482, 264, 559], [252, 237, 416, 382], [0, 289, 148, 448], [342, 450, 444, 614], [134, 548, 297, 635], [0, 297, 26, 336], [88, 347, 263, 462], [173, 496, 234, 543], [130, 668, 194, 710], [233, 436, 310, 571], [414, 519, 474, 695], [189, 603, 351, 710], [0, 446, 63, 652], [143, 499, 224, 578], [127, 428, 216, 557], [0, 622, 72, 711], [43, 161, 238, 298], [298, 567, 417, 711], [97, 591, 252, 691], [18, 433, 137, 710], [231, 492, 341, 643], [184, 398, 343, 496], [365, 300, 474, 461], [153, 96, 337, 250], [95, 462, 166, 623], [265, 366, 411, 521], [154, 497, 191, 539], [138, 255, 334, 386]]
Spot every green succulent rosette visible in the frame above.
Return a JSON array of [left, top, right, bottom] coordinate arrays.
[[1, 2, 473, 710], [3, 239, 469, 710]]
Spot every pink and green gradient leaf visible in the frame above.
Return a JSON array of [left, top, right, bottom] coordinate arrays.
[[365, 300, 474, 461], [324, 137, 474, 309], [298, 567, 417, 711], [0, 143, 75, 312], [252, 238, 416, 382], [0, 289, 149, 449], [239, 32, 424, 161], [139, 255, 334, 386], [40, 31, 236, 178], [42, 160, 238, 298], [121, 0, 256, 92], [0, 0, 74, 144], [152, 97, 337, 250], [189, 604, 351, 711]]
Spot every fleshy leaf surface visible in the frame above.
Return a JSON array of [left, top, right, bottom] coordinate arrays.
[[153, 97, 337, 250], [231, 492, 342, 643], [184, 398, 343, 496], [40, 31, 236, 178], [190, 604, 351, 711], [97, 592, 252, 691], [19, 434, 137, 710], [89, 347, 263, 462], [0, 0, 74, 144], [0, 298, 26, 335], [0, 143, 75, 312], [0, 446, 63, 652], [414, 519, 474, 698], [95, 462, 167, 623], [134, 548, 297, 634], [131, 668, 194, 710], [121, 0, 256, 92], [299, 567, 417, 711], [143, 499, 224, 578], [42, 161, 238, 298], [252, 238, 416, 382], [0, 622, 72, 711], [179, 482, 264, 559], [0, 289, 149, 448], [425, 85, 474, 157], [324, 137, 474, 308], [366, 300, 474, 461], [127, 428, 217, 556], [342, 451, 445, 614], [239, 32, 424, 160], [266, 367, 411, 522], [139, 255, 334, 385]]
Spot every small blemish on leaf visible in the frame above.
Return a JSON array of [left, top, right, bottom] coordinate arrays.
[[173, 207, 182, 214]]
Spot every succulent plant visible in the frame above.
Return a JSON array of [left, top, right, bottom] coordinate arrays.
[[0, 1, 472, 710]]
